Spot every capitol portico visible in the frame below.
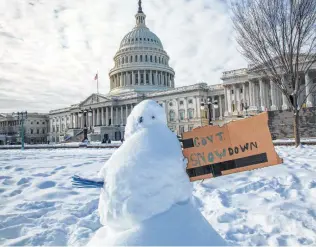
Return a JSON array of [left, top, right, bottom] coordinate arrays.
[[48, 1, 316, 143]]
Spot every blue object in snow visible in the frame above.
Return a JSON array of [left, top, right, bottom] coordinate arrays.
[[72, 175, 104, 188]]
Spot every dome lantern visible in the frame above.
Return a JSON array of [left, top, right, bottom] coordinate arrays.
[[135, 0, 146, 27]]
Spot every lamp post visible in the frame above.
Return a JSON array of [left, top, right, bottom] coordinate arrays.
[[12, 111, 27, 150], [200, 97, 218, 125], [78, 107, 93, 142]]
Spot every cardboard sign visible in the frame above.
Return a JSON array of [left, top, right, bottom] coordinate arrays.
[[182, 112, 283, 182]]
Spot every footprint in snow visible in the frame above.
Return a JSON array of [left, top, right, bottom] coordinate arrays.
[[37, 181, 56, 189]]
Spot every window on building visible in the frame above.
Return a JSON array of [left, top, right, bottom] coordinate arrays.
[[130, 56, 133, 62], [159, 57, 161, 63], [145, 55, 148, 62], [52, 126, 55, 133], [140, 55, 143, 62], [188, 109, 194, 119], [231, 90, 234, 94], [135, 56, 138, 62], [30, 129, 33, 134], [42, 122, 45, 124], [155, 56, 157, 63], [169, 101, 173, 107], [37, 122, 39, 124], [188, 125, 194, 131], [169, 110, 175, 122], [150, 55, 153, 62], [179, 110, 185, 120], [56, 126, 59, 133], [42, 128, 45, 134], [179, 100, 184, 105], [188, 99, 193, 104], [31, 121, 33, 125], [37, 129, 40, 134]]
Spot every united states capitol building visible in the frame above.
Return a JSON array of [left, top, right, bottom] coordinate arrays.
[[48, 1, 316, 143]]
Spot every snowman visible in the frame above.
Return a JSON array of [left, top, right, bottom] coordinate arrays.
[[85, 100, 227, 246]]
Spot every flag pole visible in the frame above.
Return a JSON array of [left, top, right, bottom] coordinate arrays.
[[97, 71, 99, 102], [97, 70, 99, 95]]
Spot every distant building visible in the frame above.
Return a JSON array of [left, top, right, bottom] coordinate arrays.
[[0, 113, 49, 145]]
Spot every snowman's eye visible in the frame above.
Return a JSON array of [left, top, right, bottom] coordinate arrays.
[[152, 116, 155, 120], [138, 116, 143, 123]]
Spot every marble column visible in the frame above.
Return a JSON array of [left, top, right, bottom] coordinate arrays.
[[149, 70, 153, 85], [233, 85, 237, 113], [259, 79, 266, 111], [305, 71, 314, 107], [132, 71, 135, 85], [105, 107, 109, 126], [270, 79, 277, 110], [116, 107, 119, 126], [282, 75, 289, 110], [242, 83, 247, 109], [184, 97, 188, 119], [155, 71, 158, 85], [125, 105, 129, 124], [236, 85, 241, 112], [121, 106, 124, 126], [110, 106, 113, 126], [196, 97, 201, 118], [224, 87, 229, 116], [97, 108, 100, 126], [101, 107, 105, 126], [219, 96, 223, 119], [70, 114, 73, 128]]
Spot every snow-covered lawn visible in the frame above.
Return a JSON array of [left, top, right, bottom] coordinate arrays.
[[0, 146, 315, 246]]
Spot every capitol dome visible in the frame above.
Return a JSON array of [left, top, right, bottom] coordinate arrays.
[[120, 28, 164, 50], [109, 0, 175, 95]]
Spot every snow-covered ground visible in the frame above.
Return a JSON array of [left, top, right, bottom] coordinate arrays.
[[0, 146, 316, 246]]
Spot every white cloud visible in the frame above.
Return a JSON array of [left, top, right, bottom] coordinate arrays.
[[0, 0, 247, 113]]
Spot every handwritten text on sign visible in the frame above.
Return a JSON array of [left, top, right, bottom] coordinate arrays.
[[182, 113, 283, 182]]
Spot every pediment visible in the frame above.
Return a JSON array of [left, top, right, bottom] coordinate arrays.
[[80, 94, 110, 107]]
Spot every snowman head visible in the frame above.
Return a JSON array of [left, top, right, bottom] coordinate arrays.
[[125, 100, 167, 140]]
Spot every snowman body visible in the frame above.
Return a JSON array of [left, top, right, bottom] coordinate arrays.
[[87, 100, 227, 246]]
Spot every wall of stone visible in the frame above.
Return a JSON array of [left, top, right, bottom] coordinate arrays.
[[268, 107, 316, 139]]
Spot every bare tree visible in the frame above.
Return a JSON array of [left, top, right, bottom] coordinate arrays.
[[231, 0, 316, 146]]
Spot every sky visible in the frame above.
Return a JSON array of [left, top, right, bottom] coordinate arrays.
[[0, 0, 247, 113]]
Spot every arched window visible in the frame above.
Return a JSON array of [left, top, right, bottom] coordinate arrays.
[[155, 56, 157, 63], [135, 55, 138, 62], [169, 110, 175, 122], [126, 56, 128, 63], [140, 55, 143, 62], [159, 57, 161, 63], [150, 55, 153, 62], [145, 55, 148, 62], [130, 56, 133, 62]]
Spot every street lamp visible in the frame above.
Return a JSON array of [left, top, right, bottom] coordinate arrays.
[[12, 111, 27, 150], [200, 97, 218, 125], [78, 107, 93, 142]]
